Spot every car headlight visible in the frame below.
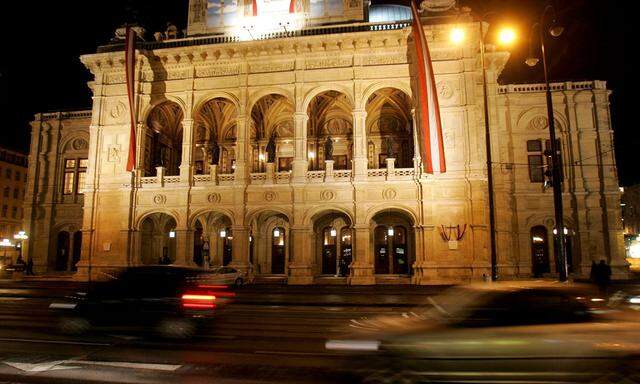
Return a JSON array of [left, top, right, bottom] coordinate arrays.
[[629, 296, 640, 304], [325, 339, 380, 351]]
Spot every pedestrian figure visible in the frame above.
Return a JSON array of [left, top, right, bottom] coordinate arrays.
[[25, 258, 34, 276], [589, 260, 597, 283], [594, 259, 612, 294]]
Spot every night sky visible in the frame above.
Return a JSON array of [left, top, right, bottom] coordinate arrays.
[[0, 1, 633, 184]]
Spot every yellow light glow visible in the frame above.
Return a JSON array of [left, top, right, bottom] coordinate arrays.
[[498, 28, 517, 45], [450, 27, 465, 44]]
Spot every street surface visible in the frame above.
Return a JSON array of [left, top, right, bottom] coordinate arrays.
[[0, 280, 638, 384]]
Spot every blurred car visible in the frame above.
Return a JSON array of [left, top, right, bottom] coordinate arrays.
[[206, 266, 248, 286], [326, 282, 640, 383], [49, 265, 235, 338]]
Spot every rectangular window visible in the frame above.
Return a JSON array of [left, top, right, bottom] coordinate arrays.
[[77, 171, 86, 194], [5, 169, 11, 179], [79, 159, 89, 168], [11, 207, 17, 219], [12, 189, 18, 199], [65, 159, 76, 169], [545, 139, 564, 182], [1, 205, 7, 218], [63, 172, 75, 194], [527, 140, 544, 183], [528, 155, 544, 182]]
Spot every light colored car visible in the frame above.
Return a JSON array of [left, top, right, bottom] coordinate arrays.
[[327, 282, 640, 383], [204, 266, 247, 286]]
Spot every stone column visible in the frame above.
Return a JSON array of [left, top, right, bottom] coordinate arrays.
[[265, 162, 275, 184], [349, 225, 375, 285], [385, 158, 396, 180], [292, 112, 309, 183], [179, 118, 194, 183], [174, 229, 194, 267], [324, 160, 334, 182], [230, 226, 250, 272], [234, 116, 248, 184], [209, 164, 218, 185], [288, 227, 314, 284], [352, 109, 368, 181]]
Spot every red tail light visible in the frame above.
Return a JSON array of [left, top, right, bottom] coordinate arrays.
[[182, 293, 216, 309], [198, 285, 236, 298]]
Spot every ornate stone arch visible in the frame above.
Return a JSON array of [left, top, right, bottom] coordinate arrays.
[[303, 205, 354, 227], [135, 210, 182, 230], [59, 133, 90, 154], [247, 87, 295, 113], [188, 208, 236, 229], [360, 82, 413, 110], [301, 84, 354, 113], [142, 95, 188, 123], [516, 107, 569, 134], [245, 207, 293, 226], [192, 91, 241, 117], [365, 204, 419, 226]]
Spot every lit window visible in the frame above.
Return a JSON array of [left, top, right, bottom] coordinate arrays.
[[63, 172, 75, 194], [65, 159, 76, 168], [77, 171, 86, 194], [527, 140, 544, 183]]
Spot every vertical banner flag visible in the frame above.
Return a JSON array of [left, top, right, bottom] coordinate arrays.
[[410, 1, 446, 174], [125, 27, 137, 172], [289, 0, 296, 13], [252, 0, 258, 16]]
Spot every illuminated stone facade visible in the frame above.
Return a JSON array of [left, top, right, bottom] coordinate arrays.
[[25, 5, 629, 282]]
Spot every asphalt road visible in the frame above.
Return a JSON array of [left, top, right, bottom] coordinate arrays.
[[0, 281, 638, 384]]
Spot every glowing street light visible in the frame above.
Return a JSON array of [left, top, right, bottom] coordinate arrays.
[[497, 27, 517, 45], [450, 27, 465, 44]]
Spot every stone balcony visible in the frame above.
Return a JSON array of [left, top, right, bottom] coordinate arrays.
[[130, 158, 418, 189]]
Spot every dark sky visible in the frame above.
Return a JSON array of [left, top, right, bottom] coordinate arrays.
[[1, 1, 634, 184]]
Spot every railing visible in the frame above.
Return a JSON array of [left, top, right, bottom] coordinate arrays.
[[275, 171, 291, 184], [306, 171, 326, 183], [334, 170, 353, 181], [140, 176, 158, 185], [498, 80, 607, 94], [193, 174, 211, 183], [394, 168, 415, 178], [218, 174, 235, 184], [250, 173, 267, 184], [38, 110, 92, 120], [97, 21, 411, 53], [367, 169, 388, 178]]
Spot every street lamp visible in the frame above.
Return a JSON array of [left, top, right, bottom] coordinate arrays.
[[0, 238, 14, 267], [13, 231, 28, 263], [451, 18, 516, 281], [525, 4, 568, 282]]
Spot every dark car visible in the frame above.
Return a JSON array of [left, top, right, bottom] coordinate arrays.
[[327, 282, 640, 383], [49, 266, 235, 338]]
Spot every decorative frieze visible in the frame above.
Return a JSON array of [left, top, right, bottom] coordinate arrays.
[[195, 66, 240, 78], [306, 57, 352, 70]]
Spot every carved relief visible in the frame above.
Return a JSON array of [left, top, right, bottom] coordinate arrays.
[[362, 54, 406, 66], [72, 138, 89, 151], [320, 190, 336, 201], [306, 57, 352, 69], [382, 188, 397, 200], [250, 62, 295, 73], [437, 81, 454, 100], [153, 194, 167, 205], [207, 193, 222, 204], [529, 116, 549, 130], [107, 144, 121, 163], [264, 191, 277, 202], [110, 101, 127, 121], [195, 66, 240, 77]]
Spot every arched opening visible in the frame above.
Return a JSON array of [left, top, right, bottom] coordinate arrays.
[[54, 231, 70, 271], [193, 98, 238, 175], [71, 231, 82, 272], [192, 211, 233, 268], [313, 211, 352, 276], [250, 94, 294, 172], [365, 88, 414, 169], [371, 210, 414, 275], [307, 91, 353, 171], [144, 101, 184, 176], [531, 226, 550, 277], [248, 211, 290, 275], [140, 213, 177, 265]]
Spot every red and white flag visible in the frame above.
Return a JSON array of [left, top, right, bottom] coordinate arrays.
[[411, 1, 446, 174], [289, 0, 296, 13], [125, 27, 137, 172], [252, 0, 258, 16]]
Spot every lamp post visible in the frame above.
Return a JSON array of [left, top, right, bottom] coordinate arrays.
[[450, 18, 516, 281], [13, 231, 28, 262], [525, 4, 568, 282]]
